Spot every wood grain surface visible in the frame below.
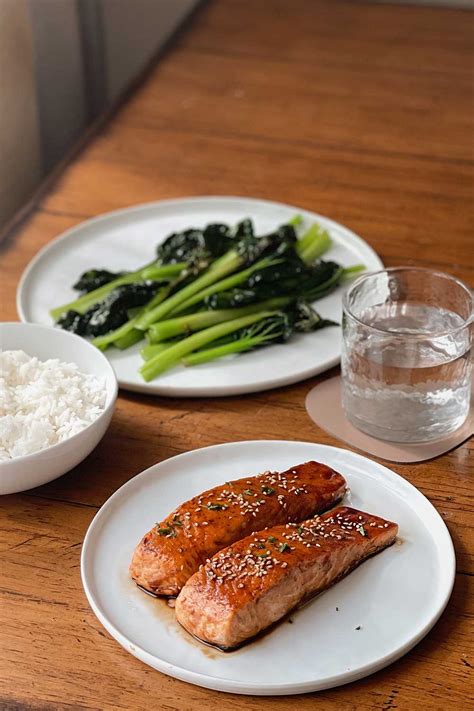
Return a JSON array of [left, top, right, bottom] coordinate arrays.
[[1, 1, 473, 708]]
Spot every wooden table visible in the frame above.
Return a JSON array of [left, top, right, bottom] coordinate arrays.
[[1, 1, 473, 708]]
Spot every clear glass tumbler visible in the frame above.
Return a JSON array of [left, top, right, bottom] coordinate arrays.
[[341, 267, 472, 442]]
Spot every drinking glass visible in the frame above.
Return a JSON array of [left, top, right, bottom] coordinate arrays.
[[341, 268, 472, 442]]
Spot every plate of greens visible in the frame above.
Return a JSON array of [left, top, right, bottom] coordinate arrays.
[[17, 196, 382, 396]]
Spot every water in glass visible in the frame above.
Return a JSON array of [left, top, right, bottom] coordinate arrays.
[[342, 302, 471, 442]]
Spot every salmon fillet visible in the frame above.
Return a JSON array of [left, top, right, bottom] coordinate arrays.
[[175, 506, 398, 649], [130, 461, 346, 596]]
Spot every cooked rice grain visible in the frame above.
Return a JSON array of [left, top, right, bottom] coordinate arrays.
[[0, 350, 106, 460]]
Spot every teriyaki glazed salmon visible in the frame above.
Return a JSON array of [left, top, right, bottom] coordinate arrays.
[[130, 461, 347, 596], [175, 506, 398, 649]]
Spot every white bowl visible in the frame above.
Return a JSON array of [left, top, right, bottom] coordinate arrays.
[[0, 322, 118, 494]]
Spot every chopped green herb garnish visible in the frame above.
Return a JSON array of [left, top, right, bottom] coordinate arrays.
[[225, 481, 234, 487], [243, 488, 253, 496], [358, 525, 367, 537], [267, 535, 277, 543], [255, 551, 269, 558], [256, 542, 266, 549], [207, 503, 227, 511], [261, 486, 275, 496], [172, 514, 183, 526], [156, 527, 175, 537], [297, 526, 304, 535], [278, 542, 291, 553]]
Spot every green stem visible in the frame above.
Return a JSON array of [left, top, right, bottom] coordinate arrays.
[[342, 264, 365, 279], [140, 342, 176, 361], [298, 224, 332, 264], [140, 263, 186, 280], [140, 311, 276, 381], [115, 329, 144, 349], [135, 250, 244, 331], [148, 298, 289, 343], [288, 214, 303, 227], [50, 262, 184, 320], [182, 337, 262, 366], [170, 256, 282, 315]]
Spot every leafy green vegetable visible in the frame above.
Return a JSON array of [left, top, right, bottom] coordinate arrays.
[[92, 283, 174, 351], [140, 341, 176, 361], [50, 214, 364, 384], [57, 282, 161, 337], [73, 269, 127, 293], [134, 221, 298, 331], [146, 297, 288, 343], [50, 262, 184, 320], [156, 223, 235, 265], [140, 311, 277, 381], [181, 302, 336, 368], [170, 255, 284, 315], [205, 259, 346, 310], [50, 222, 239, 322]]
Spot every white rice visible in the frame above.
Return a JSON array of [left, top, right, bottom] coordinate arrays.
[[0, 350, 106, 461]]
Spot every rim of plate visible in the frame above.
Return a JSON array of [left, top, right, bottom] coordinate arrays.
[[81, 440, 455, 695], [16, 196, 383, 396]]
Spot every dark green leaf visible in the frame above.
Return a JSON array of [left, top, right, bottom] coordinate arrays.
[[73, 269, 127, 294], [57, 282, 161, 337]]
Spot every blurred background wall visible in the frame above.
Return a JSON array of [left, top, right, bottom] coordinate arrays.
[[0, 0, 199, 233], [0, 0, 471, 234], [0, 0, 41, 229]]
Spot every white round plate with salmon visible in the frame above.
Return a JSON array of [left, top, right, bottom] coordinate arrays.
[[81, 441, 455, 695]]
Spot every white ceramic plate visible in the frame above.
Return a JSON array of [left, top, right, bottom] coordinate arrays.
[[81, 441, 455, 695], [17, 196, 382, 396]]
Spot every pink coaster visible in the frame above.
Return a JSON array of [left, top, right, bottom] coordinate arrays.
[[305, 376, 473, 463]]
